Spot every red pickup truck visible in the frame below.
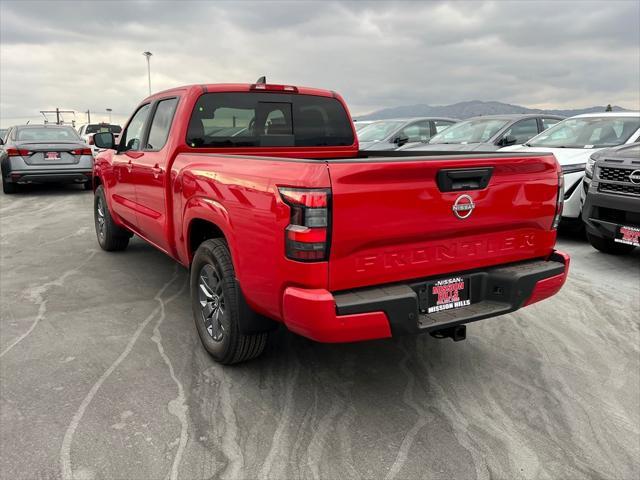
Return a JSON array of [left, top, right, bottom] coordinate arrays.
[[92, 82, 570, 364]]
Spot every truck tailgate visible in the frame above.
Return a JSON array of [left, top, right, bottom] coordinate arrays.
[[327, 154, 560, 292]]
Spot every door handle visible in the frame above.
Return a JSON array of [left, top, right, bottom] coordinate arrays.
[[126, 159, 133, 173], [436, 168, 493, 192], [152, 164, 163, 179]]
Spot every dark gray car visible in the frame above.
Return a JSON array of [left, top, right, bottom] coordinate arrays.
[[0, 125, 94, 194], [399, 114, 564, 152], [357, 117, 458, 151]]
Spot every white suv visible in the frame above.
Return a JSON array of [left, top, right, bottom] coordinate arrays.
[[501, 112, 640, 227], [77, 123, 122, 156]]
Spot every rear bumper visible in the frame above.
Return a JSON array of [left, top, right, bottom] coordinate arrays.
[[282, 251, 570, 343], [7, 169, 93, 184]]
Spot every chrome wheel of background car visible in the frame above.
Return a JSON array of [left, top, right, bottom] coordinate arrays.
[[96, 196, 106, 240], [198, 264, 225, 342]]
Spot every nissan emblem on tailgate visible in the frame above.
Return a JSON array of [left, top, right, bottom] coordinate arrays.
[[452, 194, 475, 219]]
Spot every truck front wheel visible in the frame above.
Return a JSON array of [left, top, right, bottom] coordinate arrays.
[[94, 185, 131, 251], [587, 232, 635, 255], [191, 239, 268, 364]]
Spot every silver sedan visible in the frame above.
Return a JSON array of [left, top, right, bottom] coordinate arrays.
[[0, 124, 94, 194]]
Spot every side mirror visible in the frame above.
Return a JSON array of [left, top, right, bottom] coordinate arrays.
[[93, 132, 115, 150], [500, 134, 517, 147], [394, 134, 409, 147]]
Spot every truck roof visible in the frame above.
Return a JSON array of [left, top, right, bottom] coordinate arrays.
[[142, 83, 337, 103]]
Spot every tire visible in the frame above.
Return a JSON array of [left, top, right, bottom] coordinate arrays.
[[190, 239, 267, 364], [2, 177, 16, 194], [587, 231, 635, 255], [94, 185, 130, 251]]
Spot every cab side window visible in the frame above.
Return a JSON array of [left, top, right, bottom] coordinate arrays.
[[146, 98, 179, 150], [541, 118, 560, 130], [502, 118, 539, 145], [399, 120, 430, 143], [121, 104, 151, 151], [434, 120, 455, 134]]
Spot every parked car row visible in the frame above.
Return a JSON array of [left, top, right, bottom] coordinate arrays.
[[358, 112, 640, 239], [357, 117, 457, 150]]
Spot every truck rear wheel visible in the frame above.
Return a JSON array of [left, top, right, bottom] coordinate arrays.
[[587, 232, 635, 255], [190, 239, 267, 364], [94, 185, 131, 251]]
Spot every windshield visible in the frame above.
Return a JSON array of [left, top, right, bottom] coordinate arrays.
[[16, 126, 80, 142], [357, 120, 405, 142], [528, 117, 640, 148], [428, 118, 508, 144], [86, 124, 122, 134], [354, 122, 373, 132]]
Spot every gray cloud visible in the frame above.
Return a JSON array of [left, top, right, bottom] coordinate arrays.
[[1, 0, 638, 127]]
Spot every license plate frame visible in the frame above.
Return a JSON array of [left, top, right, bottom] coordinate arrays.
[[424, 276, 471, 314], [44, 151, 61, 161], [614, 225, 640, 247]]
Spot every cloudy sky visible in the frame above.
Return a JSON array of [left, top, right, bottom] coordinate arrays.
[[1, 0, 638, 127]]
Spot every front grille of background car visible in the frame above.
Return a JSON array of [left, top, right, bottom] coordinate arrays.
[[599, 167, 635, 183], [598, 183, 640, 196], [597, 166, 640, 197]]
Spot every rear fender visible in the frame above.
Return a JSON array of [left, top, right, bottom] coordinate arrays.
[[182, 196, 236, 266], [182, 197, 276, 334]]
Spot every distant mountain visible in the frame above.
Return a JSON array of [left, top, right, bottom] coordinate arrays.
[[354, 100, 632, 121]]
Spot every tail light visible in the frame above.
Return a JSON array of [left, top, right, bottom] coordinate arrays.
[[279, 187, 330, 261], [71, 148, 93, 156], [6, 147, 31, 157], [88, 136, 95, 145], [552, 171, 564, 230]]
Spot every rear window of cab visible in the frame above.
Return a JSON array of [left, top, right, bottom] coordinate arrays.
[[186, 92, 354, 148]]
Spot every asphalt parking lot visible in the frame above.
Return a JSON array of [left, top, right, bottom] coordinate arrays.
[[1, 186, 639, 480]]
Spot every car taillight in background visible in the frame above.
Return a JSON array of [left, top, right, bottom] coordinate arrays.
[[552, 171, 564, 230], [71, 148, 93, 156], [87, 136, 95, 145], [279, 187, 330, 261], [6, 147, 31, 157]]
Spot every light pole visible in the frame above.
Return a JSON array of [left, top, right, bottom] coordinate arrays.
[[106, 108, 112, 123], [142, 51, 152, 96]]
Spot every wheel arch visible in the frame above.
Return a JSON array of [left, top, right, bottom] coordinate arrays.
[[185, 210, 277, 335]]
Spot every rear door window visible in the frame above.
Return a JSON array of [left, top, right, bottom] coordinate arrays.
[[146, 98, 179, 150], [186, 92, 354, 148]]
